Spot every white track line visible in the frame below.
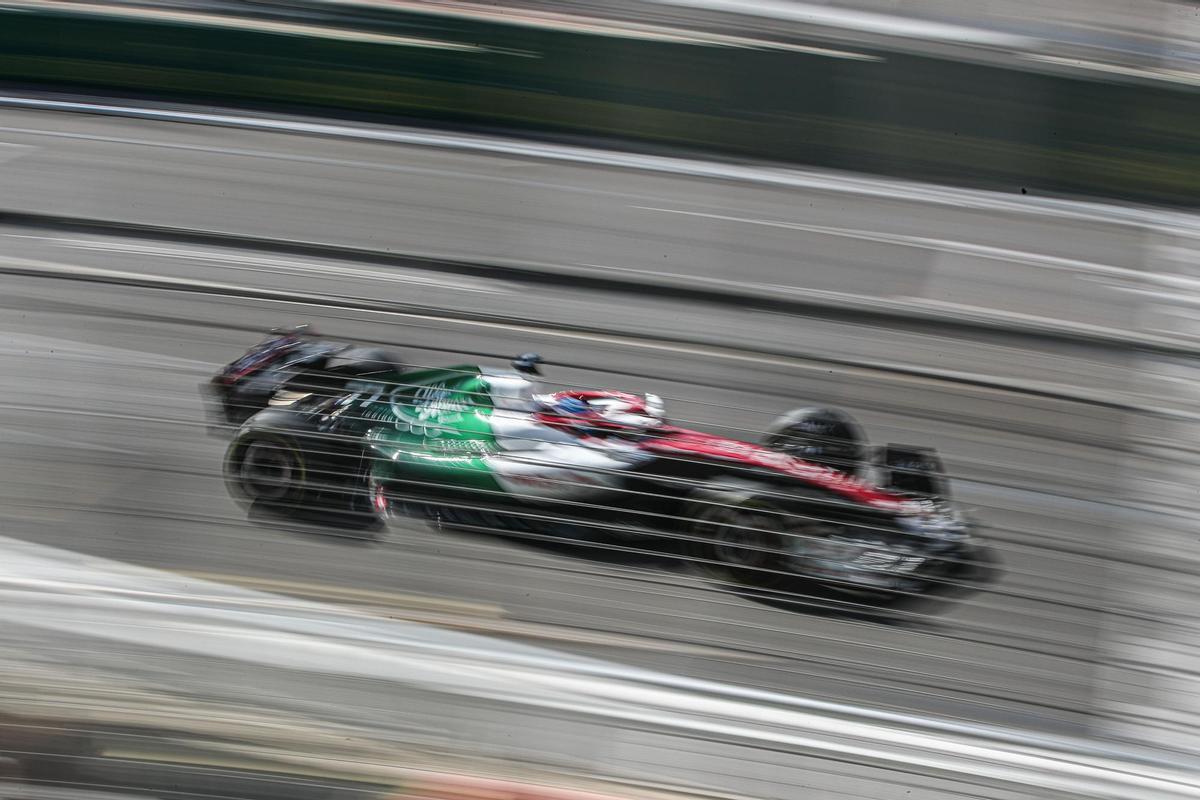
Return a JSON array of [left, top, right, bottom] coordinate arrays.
[[633, 205, 1146, 279], [57, 238, 511, 294], [645, 0, 1034, 48]]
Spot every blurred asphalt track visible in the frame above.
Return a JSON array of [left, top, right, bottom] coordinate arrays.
[[0, 103, 1195, 792]]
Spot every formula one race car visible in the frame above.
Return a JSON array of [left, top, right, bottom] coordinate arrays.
[[211, 327, 990, 605]]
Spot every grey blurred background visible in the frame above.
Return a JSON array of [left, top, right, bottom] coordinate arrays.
[[0, 1, 1198, 799]]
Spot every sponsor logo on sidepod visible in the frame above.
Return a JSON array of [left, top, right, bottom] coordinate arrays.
[[390, 384, 470, 438]]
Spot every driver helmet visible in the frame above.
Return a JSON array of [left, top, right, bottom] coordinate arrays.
[[549, 396, 606, 434], [555, 396, 592, 416]]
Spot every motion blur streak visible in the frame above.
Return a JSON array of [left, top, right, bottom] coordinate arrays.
[[1, 1, 1200, 798]]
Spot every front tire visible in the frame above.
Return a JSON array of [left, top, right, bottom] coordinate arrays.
[[763, 407, 866, 476], [684, 483, 796, 588], [683, 481, 932, 608]]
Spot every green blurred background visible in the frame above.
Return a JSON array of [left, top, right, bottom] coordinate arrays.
[[2, 3, 1197, 204]]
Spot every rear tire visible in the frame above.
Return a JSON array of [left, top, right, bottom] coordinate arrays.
[[224, 434, 308, 509]]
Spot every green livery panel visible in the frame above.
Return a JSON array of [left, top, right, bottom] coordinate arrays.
[[344, 366, 503, 494]]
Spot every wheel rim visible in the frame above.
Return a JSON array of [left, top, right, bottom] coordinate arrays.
[[240, 441, 297, 501], [708, 507, 778, 570]]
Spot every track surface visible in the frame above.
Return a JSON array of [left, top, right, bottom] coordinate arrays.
[[0, 106, 1173, 739]]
